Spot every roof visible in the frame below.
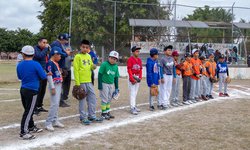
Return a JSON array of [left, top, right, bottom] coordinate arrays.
[[129, 19, 250, 29]]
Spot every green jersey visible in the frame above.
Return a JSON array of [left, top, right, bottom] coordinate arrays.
[[73, 53, 94, 85], [98, 61, 119, 84]]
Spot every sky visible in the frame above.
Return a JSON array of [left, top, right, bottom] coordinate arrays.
[[0, 0, 249, 33]]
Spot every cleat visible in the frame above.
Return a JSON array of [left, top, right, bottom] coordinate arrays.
[[82, 119, 92, 125], [107, 112, 115, 119], [183, 101, 190, 105], [101, 113, 110, 120], [29, 125, 43, 133], [135, 107, 140, 112], [37, 107, 48, 112], [53, 121, 64, 128], [224, 93, 229, 97], [149, 105, 155, 111], [130, 108, 138, 115], [20, 133, 36, 140], [219, 93, 225, 97], [45, 124, 54, 131]]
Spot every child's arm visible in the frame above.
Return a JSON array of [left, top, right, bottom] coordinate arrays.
[[73, 55, 80, 86], [173, 65, 176, 78], [146, 63, 153, 87], [47, 75, 55, 95], [98, 73, 103, 90]]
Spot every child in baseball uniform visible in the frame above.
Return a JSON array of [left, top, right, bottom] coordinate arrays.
[[217, 54, 230, 97], [16, 45, 46, 140], [190, 49, 202, 102], [181, 53, 193, 105], [73, 39, 103, 125], [45, 47, 65, 131], [127, 46, 142, 115], [205, 53, 217, 99], [199, 56, 209, 101], [146, 48, 160, 111], [159, 45, 176, 110], [98, 51, 119, 120], [170, 50, 183, 107]]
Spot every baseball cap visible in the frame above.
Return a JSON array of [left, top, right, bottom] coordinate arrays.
[[172, 50, 179, 56], [219, 54, 225, 59], [150, 48, 158, 56], [50, 46, 63, 56], [184, 53, 191, 57], [192, 49, 199, 54], [58, 33, 71, 41], [131, 46, 141, 52], [21, 45, 35, 55], [164, 45, 173, 51], [199, 56, 206, 60], [109, 51, 119, 59]]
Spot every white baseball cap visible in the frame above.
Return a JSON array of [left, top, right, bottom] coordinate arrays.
[[21, 45, 35, 55], [192, 48, 199, 55], [109, 51, 119, 59]]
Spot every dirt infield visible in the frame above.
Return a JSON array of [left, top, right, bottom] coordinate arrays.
[[0, 78, 250, 150]]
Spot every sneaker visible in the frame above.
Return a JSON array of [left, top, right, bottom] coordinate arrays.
[[20, 133, 36, 140], [59, 101, 70, 107], [187, 100, 194, 104], [191, 99, 198, 103], [135, 107, 141, 112], [171, 103, 179, 107], [219, 93, 225, 97], [29, 125, 43, 133], [157, 105, 163, 110], [33, 109, 40, 116], [177, 102, 183, 106], [82, 119, 92, 125], [101, 113, 110, 120], [208, 95, 214, 99], [54, 121, 64, 128], [45, 124, 54, 131], [224, 93, 230, 97], [37, 107, 48, 112], [183, 101, 190, 105], [162, 106, 168, 110], [201, 95, 208, 101], [88, 116, 104, 122], [107, 112, 115, 119], [149, 105, 155, 111], [131, 108, 138, 115]]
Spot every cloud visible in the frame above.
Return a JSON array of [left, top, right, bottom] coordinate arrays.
[[0, 0, 44, 33]]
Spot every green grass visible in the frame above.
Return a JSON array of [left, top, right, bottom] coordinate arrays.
[[0, 61, 19, 83]]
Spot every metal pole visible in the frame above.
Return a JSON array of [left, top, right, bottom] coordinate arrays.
[[69, 0, 73, 46], [114, 1, 117, 50], [231, 2, 235, 48], [174, 0, 177, 46], [102, 46, 105, 63]]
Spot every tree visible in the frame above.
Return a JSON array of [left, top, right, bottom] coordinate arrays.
[[176, 5, 233, 43], [38, 0, 169, 55]]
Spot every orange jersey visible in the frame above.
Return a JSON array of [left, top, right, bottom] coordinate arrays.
[[181, 61, 193, 76], [201, 64, 208, 76], [205, 61, 216, 77], [190, 58, 202, 80], [174, 60, 182, 75]]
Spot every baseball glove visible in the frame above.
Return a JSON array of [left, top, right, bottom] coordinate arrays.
[[133, 75, 141, 83], [112, 89, 120, 100], [225, 76, 231, 83], [72, 85, 87, 100], [150, 85, 159, 96], [209, 77, 218, 83]]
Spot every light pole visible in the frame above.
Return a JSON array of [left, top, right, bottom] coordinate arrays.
[[69, 0, 73, 46], [231, 2, 235, 48], [114, 1, 117, 50]]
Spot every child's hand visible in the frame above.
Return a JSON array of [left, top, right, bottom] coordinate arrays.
[[161, 79, 164, 84], [51, 88, 56, 95], [47, 72, 53, 76], [173, 78, 176, 84]]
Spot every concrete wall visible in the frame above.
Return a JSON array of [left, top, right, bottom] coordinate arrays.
[[71, 66, 250, 80]]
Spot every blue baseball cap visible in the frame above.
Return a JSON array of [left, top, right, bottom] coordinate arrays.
[[58, 33, 71, 41], [50, 46, 63, 56], [150, 48, 158, 56]]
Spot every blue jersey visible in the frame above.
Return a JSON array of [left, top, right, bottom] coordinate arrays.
[[216, 61, 229, 77], [146, 57, 161, 87], [89, 50, 98, 64], [50, 40, 68, 69], [46, 60, 63, 84], [16, 60, 47, 91]]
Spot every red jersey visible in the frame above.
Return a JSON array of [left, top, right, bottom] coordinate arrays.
[[127, 56, 142, 82]]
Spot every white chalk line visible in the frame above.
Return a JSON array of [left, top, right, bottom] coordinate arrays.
[[0, 99, 20, 103], [0, 88, 19, 91], [0, 91, 242, 150], [0, 103, 148, 131]]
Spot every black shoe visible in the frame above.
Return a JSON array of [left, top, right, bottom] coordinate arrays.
[[208, 95, 214, 99], [101, 113, 110, 120], [88, 117, 103, 123], [33, 109, 40, 116], [29, 125, 43, 133], [149, 106, 155, 111], [59, 101, 70, 107], [107, 112, 115, 119], [157, 105, 163, 110], [37, 107, 48, 112]]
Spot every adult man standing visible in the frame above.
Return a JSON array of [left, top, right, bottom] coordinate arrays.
[[33, 38, 50, 114], [51, 33, 71, 107]]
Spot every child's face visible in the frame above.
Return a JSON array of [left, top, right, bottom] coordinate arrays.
[[202, 59, 206, 64], [152, 54, 158, 60], [186, 57, 191, 61], [193, 52, 199, 58], [165, 49, 172, 56], [53, 54, 61, 62], [209, 55, 214, 61], [108, 57, 117, 64], [133, 50, 140, 57], [80, 44, 90, 54]]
